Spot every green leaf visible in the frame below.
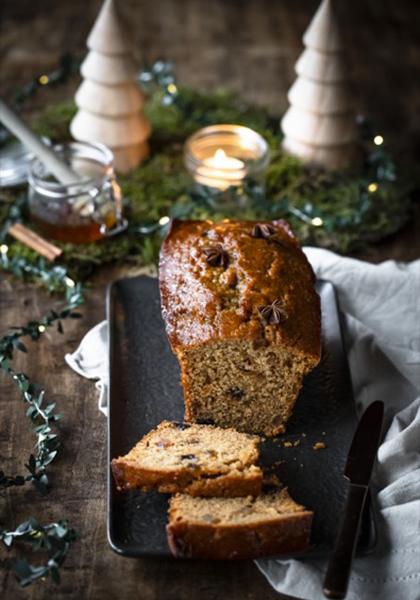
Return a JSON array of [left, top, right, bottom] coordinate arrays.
[[50, 565, 61, 584], [16, 341, 28, 353]]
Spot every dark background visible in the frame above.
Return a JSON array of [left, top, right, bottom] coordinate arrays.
[[2, 0, 420, 159], [1, 2, 420, 600]]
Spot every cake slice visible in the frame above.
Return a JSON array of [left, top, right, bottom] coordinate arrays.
[[111, 421, 262, 497], [166, 487, 313, 559]]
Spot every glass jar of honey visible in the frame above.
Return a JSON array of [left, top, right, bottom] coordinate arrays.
[[28, 141, 126, 243]]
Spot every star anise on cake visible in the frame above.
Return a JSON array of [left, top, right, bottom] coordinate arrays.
[[251, 223, 277, 239], [203, 244, 229, 268], [259, 300, 288, 325]]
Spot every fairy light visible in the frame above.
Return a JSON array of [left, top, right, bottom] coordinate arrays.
[[311, 217, 324, 227], [38, 325, 46, 333], [38, 74, 49, 85], [167, 83, 177, 94], [0, 244, 8, 254], [373, 135, 384, 146], [159, 216, 170, 226], [368, 182, 379, 193], [64, 276, 75, 288]]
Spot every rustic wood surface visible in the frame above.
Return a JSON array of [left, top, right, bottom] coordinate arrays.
[[1, 1, 420, 599]]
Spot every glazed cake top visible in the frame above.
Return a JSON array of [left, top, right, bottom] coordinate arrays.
[[159, 219, 321, 362]]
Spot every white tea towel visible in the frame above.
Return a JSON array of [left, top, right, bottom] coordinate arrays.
[[65, 321, 109, 416], [65, 248, 420, 600]]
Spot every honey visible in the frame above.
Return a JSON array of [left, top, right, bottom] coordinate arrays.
[[28, 141, 124, 245], [30, 211, 117, 244]]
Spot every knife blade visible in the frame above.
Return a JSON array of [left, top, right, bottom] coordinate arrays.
[[323, 400, 384, 600]]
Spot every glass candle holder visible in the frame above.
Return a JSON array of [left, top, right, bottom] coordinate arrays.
[[184, 124, 269, 193], [28, 141, 126, 244]]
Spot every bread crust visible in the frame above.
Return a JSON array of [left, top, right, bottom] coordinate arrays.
[[166, 495, 313, 559], [111, 459, 262, 497]]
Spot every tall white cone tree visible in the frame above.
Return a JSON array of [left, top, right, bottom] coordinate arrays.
[[70, 0, 150, 173], [281, 0, 359, 171]]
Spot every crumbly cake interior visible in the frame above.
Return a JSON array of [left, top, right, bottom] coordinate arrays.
[[170, 488, 306, 525], [181, 341, 314, 435], [122, 421, 260, 475]]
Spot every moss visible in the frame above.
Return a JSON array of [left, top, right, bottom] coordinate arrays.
[[1, 88, 415, 281], [32, 102, 76, 142]]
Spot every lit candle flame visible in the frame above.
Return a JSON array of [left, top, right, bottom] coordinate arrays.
[[205, 149, 244, 170], [196, 148, 246, 190]]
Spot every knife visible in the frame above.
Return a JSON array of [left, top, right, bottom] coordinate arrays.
[[323, 400, 384, 599]]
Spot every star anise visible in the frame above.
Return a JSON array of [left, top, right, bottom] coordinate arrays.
[[203, 244, 229, 268], [259, 300, 288, 325], [251, 223, 277, 239]]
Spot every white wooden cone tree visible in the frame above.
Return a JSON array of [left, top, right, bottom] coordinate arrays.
[[70, 0, 150, 173], [281, 0, 359, 171]]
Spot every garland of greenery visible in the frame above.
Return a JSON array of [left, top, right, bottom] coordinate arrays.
[[0, 519, 77, 586], [1, 88, 83, 584], [0, 256, 83, 492], [0, 58, 417, 588], [0, 251, 82, 585], [1, 61, 417, 285]]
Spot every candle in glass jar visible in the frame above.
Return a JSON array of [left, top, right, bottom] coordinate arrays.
[[184, 124, 269, 194], [196, 149, 246, 191]]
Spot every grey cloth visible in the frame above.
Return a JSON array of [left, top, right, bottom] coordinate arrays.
[[257, 248, 420, 600], [65, 248, 420, 600]]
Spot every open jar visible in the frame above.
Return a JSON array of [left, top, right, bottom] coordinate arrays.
[[28, 141, 126, 243]]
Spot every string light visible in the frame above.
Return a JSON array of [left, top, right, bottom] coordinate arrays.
[[0, 244, 8, 254], [167, 83, 177, 94], [288, 206, 324, 227], [159, 216, 170, 226], [38, 74, 49, 85], [311, 217, 323, 227], [373, 135, 384, 146], [368, 182, 379, 193], [64, 276, 75, 288], [38, 325, 46, 333]]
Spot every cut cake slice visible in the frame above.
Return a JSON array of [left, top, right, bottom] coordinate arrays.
[[166, 487, 313, 559], [111, 420, 262, 497]]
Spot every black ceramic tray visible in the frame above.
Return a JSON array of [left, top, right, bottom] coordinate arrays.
[[107, 276, 375, 559]]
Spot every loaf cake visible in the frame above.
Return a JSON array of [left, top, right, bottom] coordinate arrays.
[[166, 487, 313, 559], [111, 420, 263, 497], [159, 219, 321, 436]]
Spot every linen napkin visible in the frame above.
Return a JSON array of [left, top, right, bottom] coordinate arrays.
[[65, 248, 420, 600]]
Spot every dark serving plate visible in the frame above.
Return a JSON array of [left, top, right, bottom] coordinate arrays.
[[107, 276, 376, 559]]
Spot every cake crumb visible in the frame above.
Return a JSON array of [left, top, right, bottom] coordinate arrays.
[[313, 441, 327, 450], [263, 473, 281, 486], [293, 440, 300, 447], [283, 441, 293, 448]]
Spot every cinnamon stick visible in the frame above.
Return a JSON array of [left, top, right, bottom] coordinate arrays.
[[8, 223, 63, 262]]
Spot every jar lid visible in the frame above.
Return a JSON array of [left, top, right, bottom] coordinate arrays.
[[0, 141, 33, 187]]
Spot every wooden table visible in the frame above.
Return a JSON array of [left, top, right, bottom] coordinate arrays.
[[1, 1, 420, 599]]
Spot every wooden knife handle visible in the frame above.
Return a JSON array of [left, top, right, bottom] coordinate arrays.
[[323, 483, 368, 599]]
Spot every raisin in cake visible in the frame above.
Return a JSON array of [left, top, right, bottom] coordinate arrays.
[[159, 219, 321, 436], [111, 421, 262, 497], [166, 487, 313, 559]]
